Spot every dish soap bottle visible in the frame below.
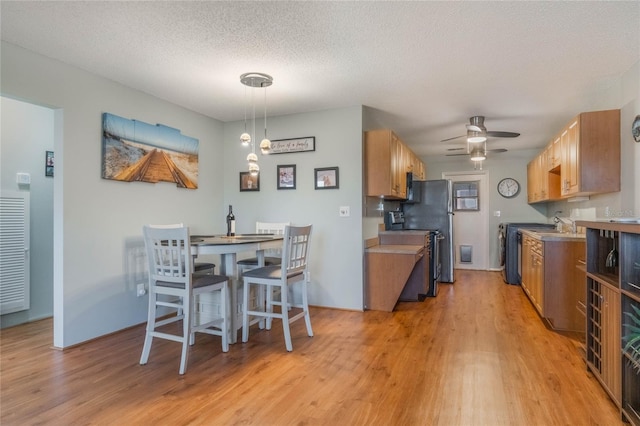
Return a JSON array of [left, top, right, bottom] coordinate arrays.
[[226, 205, 236, 236]]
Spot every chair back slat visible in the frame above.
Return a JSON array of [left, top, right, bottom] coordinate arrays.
[[282, 225, 312, 276], [256, 221, 289, 235], [143, 225, 192, 286]]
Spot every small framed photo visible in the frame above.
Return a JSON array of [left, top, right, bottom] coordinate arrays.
[[277, 164, 296, 190], [45, 151, 54, 177], [314, 167, 339, 190], [239, 172, 259, 192]]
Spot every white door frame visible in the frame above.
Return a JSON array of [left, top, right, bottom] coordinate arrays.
[[443, 170, 490, 271]]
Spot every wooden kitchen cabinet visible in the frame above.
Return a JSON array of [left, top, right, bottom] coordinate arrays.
[[580, 221, 640, 423], [520, 231, 585, 331], [521, 234, 544, 315], [587, 277, 622, 406], [364, 129, 425, 199], [560, 109, 620, 197], [528, 109, 620, 203], [547, 135, 561, 171]]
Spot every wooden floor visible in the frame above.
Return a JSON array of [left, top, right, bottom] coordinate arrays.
[[0, 271, 623, 425]]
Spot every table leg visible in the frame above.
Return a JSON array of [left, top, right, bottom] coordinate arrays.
[[219, 253, 238, 344]]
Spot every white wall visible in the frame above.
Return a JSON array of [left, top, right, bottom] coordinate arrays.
[[1, 42, 225, 346], [1, 42, 366, 347], [0, 97, 54, 327], [548, 60, 639, 221], [425, 151, 549, 269], [224, 107, 365, 310]]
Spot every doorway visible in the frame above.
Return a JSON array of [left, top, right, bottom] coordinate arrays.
[[443, 171, 489, 270]]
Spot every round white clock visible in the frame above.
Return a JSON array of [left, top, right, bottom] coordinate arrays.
[[497, 178, 520, 198]]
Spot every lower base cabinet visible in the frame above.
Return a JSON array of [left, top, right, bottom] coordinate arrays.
[[580, 221, 640, 425], [587, 277, 621, 405], [520, 233, 585, 332]]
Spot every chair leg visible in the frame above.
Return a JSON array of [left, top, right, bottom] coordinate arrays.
[[242, 278, 251, 343], [257, 283, 266, 330], [179, 297, 190, 375], [302, 282, 314, 337], [265, 283, 274, 330], [140, 287, 156, 365], [280, 284, 293, 351]]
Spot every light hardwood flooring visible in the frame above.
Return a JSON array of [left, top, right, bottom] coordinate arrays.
[[0, 270, 623, 425]]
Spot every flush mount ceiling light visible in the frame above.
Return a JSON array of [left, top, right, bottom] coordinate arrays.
[[239, 72, 273, 175]]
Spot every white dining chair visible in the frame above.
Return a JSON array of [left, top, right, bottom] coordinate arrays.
[[237, 222, 290, 328], [241, 224, 313, 351], [236, 221, 289, 277], [140, 224, 229, 375]]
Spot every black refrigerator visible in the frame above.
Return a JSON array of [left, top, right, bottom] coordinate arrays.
[[402, 179, 455, 283]]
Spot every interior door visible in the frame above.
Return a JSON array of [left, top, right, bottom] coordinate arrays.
[[443, 171, 489, 271]]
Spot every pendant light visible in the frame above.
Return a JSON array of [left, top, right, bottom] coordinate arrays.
[[260, 88, 271, 154], [239, 72, 273, 176], [240, 85, 251, 146]]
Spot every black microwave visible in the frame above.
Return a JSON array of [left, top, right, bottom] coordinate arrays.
[[404, 173, 421, 203]]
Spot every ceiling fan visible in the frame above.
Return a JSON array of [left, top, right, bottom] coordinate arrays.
[[440, 116, 520, 143]]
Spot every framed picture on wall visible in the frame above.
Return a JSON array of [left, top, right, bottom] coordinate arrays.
[[45, 151, 54, 177], [314, 167, 339, 189], [239, 171, 259, 191], [277, 164, 296, 190]]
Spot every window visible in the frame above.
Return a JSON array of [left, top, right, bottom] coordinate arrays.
[[453, 181, 479, 211]]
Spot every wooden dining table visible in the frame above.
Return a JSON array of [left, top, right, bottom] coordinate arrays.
[[190, 234, 284, 343]]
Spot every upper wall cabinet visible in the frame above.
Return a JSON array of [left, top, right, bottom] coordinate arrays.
[[364, 129, 426, 199], [560, 110, 620, 197], [528, 109, 620, 204]]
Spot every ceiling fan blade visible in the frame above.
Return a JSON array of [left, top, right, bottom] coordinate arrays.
[[466, 124, 484, 132], [486, 131, 520, 138], [440, 134, 466, 142], [445, 153, 470, 157], [487, 148, 507, 153]]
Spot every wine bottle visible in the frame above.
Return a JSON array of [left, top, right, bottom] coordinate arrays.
[[226, 205, 236, 236]]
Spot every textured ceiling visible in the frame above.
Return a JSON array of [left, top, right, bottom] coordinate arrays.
[[1, 1, 638, 158]]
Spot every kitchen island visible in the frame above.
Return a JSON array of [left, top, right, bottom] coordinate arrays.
[[364, 236, 424, 312]]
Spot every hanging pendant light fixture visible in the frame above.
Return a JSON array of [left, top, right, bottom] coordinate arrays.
[[240, 85, 251, 146], [260, 88, 271, 154], [239, 72, 273, 176]]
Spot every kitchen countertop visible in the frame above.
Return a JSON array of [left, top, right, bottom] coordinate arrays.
[[576, 219, 640, 233], [519, 228, 585, 242], [379, 230, 434, 235], [365, 244, 424, 255]]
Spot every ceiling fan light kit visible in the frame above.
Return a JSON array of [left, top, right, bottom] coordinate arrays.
[[469, 144, 487, 161], [467, 130, 487, 143]]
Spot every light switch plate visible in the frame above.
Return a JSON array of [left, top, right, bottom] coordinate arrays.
[[339, 206, 350, 217], [16, 172, 31, 185]]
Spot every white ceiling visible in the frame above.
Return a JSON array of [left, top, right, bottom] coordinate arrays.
[[1, 1, 638, 158]]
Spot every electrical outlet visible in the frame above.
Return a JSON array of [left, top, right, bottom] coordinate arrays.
[[493, 210, 501, 217], [339, 206, 350, 217], [137, 283, 146, 297]]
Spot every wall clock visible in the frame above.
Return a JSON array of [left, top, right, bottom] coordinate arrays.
[[497, 178, 520, 198]]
